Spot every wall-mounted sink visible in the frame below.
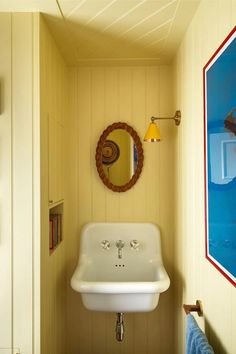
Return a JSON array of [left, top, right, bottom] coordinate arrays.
[[71, 223, 170, 312]]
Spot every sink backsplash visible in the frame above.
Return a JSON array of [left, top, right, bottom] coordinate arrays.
[[79, 222, 163, 261]]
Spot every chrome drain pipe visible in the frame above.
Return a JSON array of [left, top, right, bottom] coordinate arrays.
[[116, 312, 124, 342]]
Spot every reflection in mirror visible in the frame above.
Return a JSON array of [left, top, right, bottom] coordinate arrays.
[[102, 130, 137, 186], [96, 122, 143, 192]]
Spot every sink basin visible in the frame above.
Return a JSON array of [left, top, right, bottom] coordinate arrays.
[[71, 222, 170, 312]]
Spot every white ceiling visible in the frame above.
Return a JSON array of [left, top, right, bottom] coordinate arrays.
[[0, 0, 200, 65]]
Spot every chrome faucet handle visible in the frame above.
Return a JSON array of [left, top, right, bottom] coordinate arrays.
[[130, 240, 139, 250], [101, 240, 110, 250]]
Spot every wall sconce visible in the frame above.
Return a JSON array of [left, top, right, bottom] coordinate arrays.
[[144, 110, 181, 142]]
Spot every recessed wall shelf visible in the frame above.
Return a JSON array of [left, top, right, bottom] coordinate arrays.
[[49, 202, 63, 254]]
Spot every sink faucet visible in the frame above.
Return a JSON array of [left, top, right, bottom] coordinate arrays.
[[116, 240, 125, 259]]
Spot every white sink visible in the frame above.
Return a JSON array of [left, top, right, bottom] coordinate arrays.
[[71, 223, 170, 312]]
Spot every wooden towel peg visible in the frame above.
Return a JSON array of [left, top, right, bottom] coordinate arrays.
[[183, 300, 203, 317]]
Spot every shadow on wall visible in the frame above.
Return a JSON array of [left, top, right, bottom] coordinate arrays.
[[173, 268, 185, 351], [0, 78, 4, 115], [205, 318, 228, 354]]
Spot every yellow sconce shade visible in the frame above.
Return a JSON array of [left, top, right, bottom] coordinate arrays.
[[144, 110, 181, 142], [144, 122, 161, 142]]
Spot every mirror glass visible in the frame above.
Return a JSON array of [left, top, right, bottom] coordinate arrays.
[[96, 122, 144, 192], [102, 130, 138, 186]]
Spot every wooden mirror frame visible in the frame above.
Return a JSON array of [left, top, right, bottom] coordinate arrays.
[[96, 122, 144, 192]]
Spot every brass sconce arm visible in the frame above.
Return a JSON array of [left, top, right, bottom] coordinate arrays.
[[151, 110, 181, 126]]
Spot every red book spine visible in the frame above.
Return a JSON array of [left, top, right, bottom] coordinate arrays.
[[49, 220, 53, 250]]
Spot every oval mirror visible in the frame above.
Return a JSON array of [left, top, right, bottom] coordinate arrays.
[[96, 122, 144, 192]]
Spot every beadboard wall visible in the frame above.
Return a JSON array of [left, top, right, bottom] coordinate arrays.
[[40, 16, 68, 354], [173, 1, 236, 353], [0, 13, 40, 354], [66, 66, 176, 354]]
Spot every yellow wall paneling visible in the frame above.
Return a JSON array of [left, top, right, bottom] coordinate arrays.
[[40, 16, 68, 354], [103, 129, 131, 186], [0, 10, 175, 354], [173, 1, 236, 353], [0, 12, 41, 354], [3, 3, 236, 354], [66, 65, 175, 354], [39, 4, 236, 352], [0, 13, 13, 352]]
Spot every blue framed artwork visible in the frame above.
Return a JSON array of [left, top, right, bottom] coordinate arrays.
[[204, 26, 236, 287]]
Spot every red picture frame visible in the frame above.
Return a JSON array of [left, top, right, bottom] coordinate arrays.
[[203, 27, 236, 287]]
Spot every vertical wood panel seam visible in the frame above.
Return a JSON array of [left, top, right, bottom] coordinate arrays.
[[90, 67, 94, 224], [10, 12, 14, 354], [131, 68, 134, 220], [144, 66, 148, 222], [104, 68, 108, 222], [90, 69, 95, 354], [90, 67, 93, 354], [76, 68, 79, 237], [118, 67, 121, 221], [157, 66, 161, 224], [31, 13, 34, 354]]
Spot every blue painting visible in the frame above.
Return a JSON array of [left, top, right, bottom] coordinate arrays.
[[204, 27, 236, 286]]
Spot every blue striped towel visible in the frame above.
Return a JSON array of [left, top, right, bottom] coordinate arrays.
[[186, 314, 214, 354]]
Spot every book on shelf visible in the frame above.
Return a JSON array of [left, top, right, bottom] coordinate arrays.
[[49, 213, 62, 251], [57, 214, 62, 242], [53, 216, 58, 247], [49, 220, 53, 249]]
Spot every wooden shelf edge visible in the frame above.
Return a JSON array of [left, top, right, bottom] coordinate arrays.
[[48, 199, 64, 209]]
